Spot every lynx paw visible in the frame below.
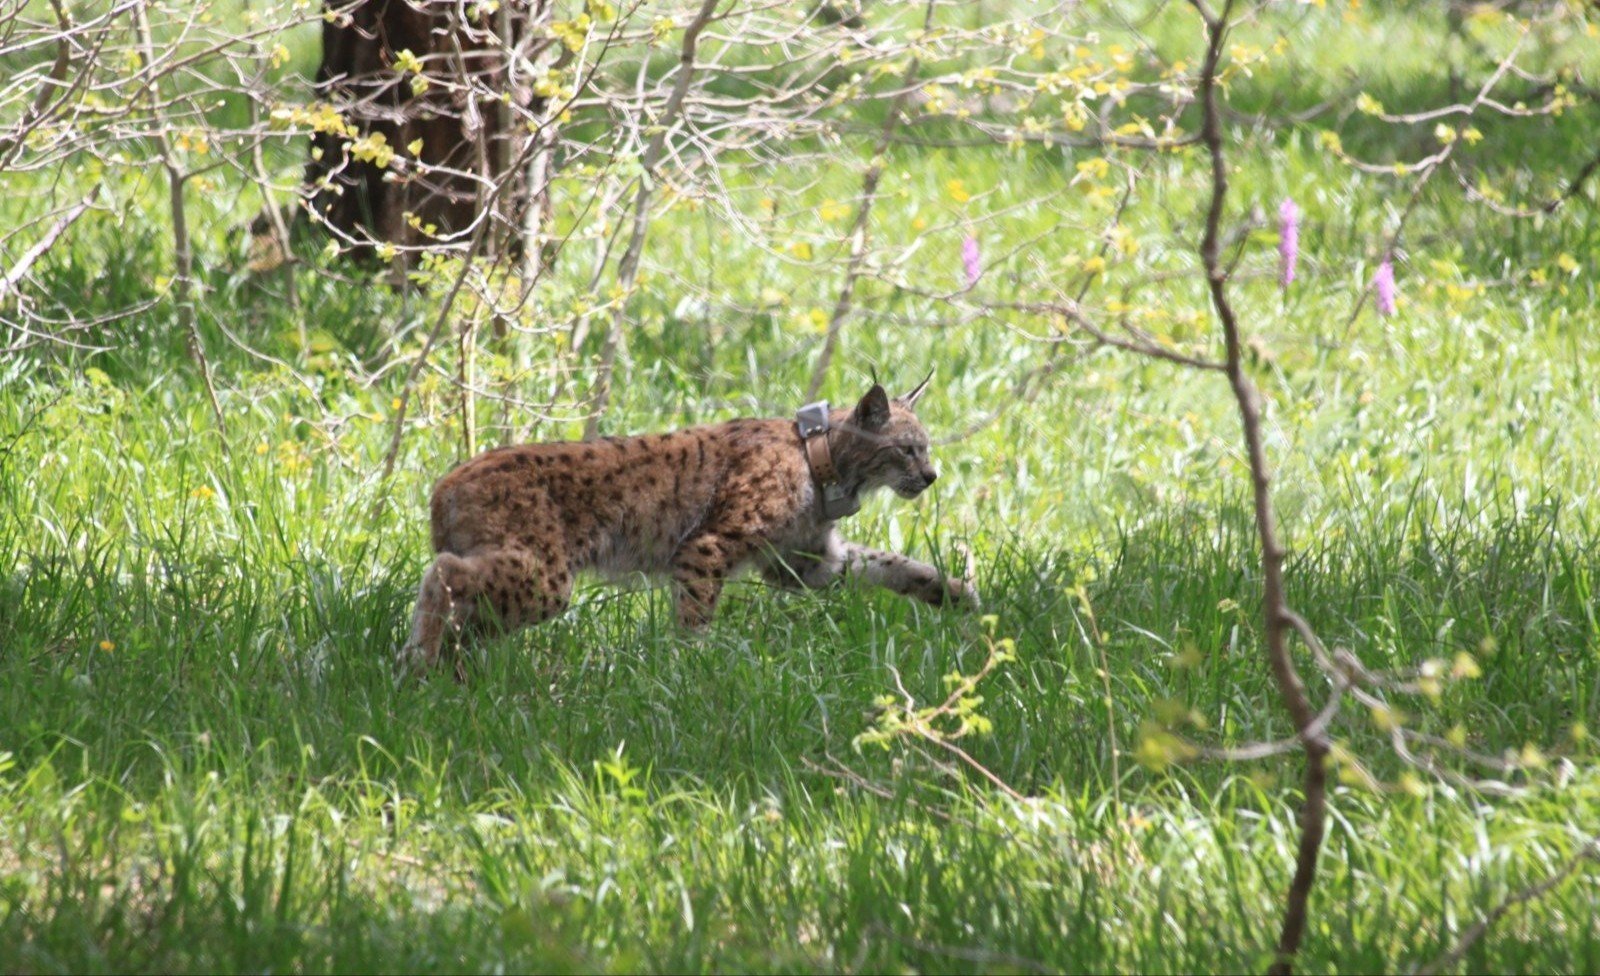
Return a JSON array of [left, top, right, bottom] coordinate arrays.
[[944, 576, 982, 611], [395, 641, 428, 678]]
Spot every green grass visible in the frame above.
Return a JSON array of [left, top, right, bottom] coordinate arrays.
[[5, 0, 1600, 971]]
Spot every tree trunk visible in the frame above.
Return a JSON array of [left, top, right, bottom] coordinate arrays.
[[304, 0, 553, 259]]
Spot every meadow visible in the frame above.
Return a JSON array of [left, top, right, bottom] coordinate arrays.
[[2, 1, 1599, 971]]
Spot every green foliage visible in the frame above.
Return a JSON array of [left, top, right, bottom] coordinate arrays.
[[4, 0, 1600, 971]]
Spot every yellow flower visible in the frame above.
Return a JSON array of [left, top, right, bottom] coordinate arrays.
[[393, 49, 424, 75], [551, 15, 591, 53], [818, 199, 850, 223], [349, 132, 395, 168], [945, 179, 971, 203], [99, 640, 115, 652], [175, 130, 210, 155], [1369, 703, 1403, 732], [1075, 157, 1110, 180], [272, 102, 354, 138]]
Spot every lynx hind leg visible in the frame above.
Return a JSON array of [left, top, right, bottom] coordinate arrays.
[[397, 546, 572, 675], [398, 552, 479, 674]]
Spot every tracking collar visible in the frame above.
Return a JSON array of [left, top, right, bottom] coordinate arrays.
[[796, 400, 861, 521]]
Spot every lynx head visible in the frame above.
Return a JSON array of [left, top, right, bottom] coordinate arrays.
[[833, 373, 938, 500]]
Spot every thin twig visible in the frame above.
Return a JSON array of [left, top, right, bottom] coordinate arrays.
[[804, 0, 936, 401], [585, 0, 723, 440], [134, 0, 226, 441], [1338, 32, 1530, 338], [1413, 838, 1600, 976], [0, 195, 93, 304]]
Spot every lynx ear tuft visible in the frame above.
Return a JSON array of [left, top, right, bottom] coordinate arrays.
[[855, 384, 891, 431], [898, 369, 934, 409]]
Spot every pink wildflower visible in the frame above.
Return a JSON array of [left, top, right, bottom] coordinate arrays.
[[1374, 258, 1397, 316], [961, 235, 981, 287], [1278, 199, 1300, 288]]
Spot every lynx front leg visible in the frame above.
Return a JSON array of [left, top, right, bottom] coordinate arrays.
[[838, 540, 980, 610], [758, 541, 846, 591]]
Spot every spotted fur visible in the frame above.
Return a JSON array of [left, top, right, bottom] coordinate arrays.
[[399, 381, 977, 674]]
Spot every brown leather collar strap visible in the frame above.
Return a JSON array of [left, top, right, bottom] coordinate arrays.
[[796, 400, 860, 520], [804, 431, 838, 485]]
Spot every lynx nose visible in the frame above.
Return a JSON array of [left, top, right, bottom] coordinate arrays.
[[924, 468, 938, 486]]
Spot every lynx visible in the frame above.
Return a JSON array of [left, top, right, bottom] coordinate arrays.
[[398, 378, 977, 673]]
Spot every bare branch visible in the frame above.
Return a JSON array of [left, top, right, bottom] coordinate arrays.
[[805, 0, 937, 401], [1414, 838, 1600, 976], [0, 194, 93, 304], [1188, 2, 1331, 971], [585, 0, 723, 440]]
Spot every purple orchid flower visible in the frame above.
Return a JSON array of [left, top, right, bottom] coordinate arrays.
[[1374, 258, 1397, 316], [961, 235, 981, 288], [1278, 198, 1300, 288]]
